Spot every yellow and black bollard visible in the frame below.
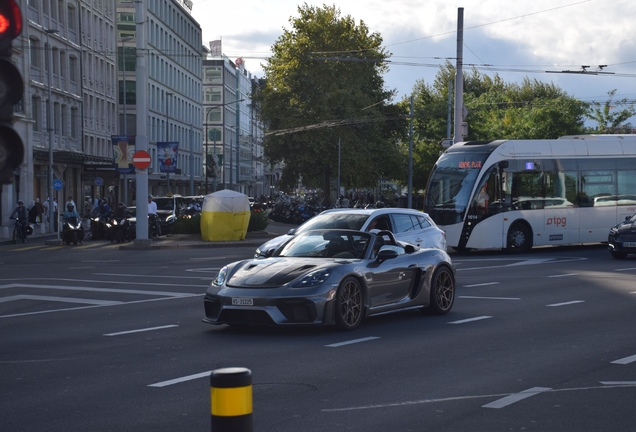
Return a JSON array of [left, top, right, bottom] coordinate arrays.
[[210, 367, 253, 432]]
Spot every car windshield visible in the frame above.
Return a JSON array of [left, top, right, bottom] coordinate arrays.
[[297, 213, 370, 233], [154, 198, 174, 210], [278, 230, 370, 258]]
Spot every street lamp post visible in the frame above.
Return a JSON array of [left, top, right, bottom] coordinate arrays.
[[45, 28, 59, 235], [120, 36, 134, 205], [165, 91, 173, 193]]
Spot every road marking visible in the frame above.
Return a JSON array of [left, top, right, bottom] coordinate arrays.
[[41, 246, 65, 251], [104, 324, 179, 336], [459, 296, 520, 300], [69, 267, 95, 269], [448, 316, 492, 324], [326, 337, 380, 347], [600, 381, 636, 385], [546, 300, 585, 307], [455, 257, 586, 272], [548, 273, 578, 278], [149, 371, 211, 387], [0, 283, 199, 297], [14, 245, 45, 251], [464, 282, 500, 287], [75, 243, 103, 249], [94, 272, 210, 280], [0, 278, 207, 288], [0, 295, 122, 306], [614, 267, 636, 272], [186, 268, 221, 273], [482, 387, 552, 409], [611, 354, 636, 365]]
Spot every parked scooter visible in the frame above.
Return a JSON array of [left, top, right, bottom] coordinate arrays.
[[63, 216, 83, 245]]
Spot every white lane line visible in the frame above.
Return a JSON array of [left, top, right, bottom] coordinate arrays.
[[448, 316, 492, 324], [0, 283, 198, 297], [464, 282, 500, 288], [69, 267, 95, 269], [546, 300, 585, 307], [600, 381, 636, 385], [459, 296, 520, 300], [94, 272, 209, 280], [614, 267, 636, 272], [0, 295, 121, 306], [81, 260, 120, 263], [0, 294, 203, 319], [326, 337, 380, 347], [548, 274, 578, 278], [482, 387, 552, 409], [104, 324, 179, 336], [611, 354, 636, 365], [149, 371, 211, 387], [0, 278, 207, 288]]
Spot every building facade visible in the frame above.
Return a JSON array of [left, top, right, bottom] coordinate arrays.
[[202, 49, 266, 197], [116, 0, 203, 200]]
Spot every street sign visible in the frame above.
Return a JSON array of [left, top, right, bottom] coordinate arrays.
[[132, 150, 151, 170], [439, 138, 453, 148], [95, 177, 103, 186], [52, 179, 64, 191]]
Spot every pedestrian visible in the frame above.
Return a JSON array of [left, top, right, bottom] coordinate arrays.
[[34, 198, 44, 224], [28, 200, 38, 224]]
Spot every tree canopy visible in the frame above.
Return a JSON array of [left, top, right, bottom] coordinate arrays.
[[255, 4, 407, 202]]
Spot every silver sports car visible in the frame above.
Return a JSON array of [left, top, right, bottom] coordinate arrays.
[[203, 229, 455, 330]]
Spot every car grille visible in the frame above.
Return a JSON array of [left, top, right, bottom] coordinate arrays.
[[204, 297, 222, 320], [219, 309, 274, 325], [616, 233, 636, 242], [277, 300, 317, 323]]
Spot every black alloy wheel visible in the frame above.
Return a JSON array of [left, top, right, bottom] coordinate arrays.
[[423, 266, 455, 315], [335, 277, 364, 331]]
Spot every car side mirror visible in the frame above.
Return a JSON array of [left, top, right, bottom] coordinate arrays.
[[377, 249, 398, 262], [265, 248, 277, 258]]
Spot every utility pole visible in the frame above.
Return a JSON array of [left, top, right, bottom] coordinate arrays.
[[453, 7, 464, 144], [408, 95, 413, 209]]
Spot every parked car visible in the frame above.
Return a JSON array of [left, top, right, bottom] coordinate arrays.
[[255, 208, 446, 258], [203, 229, 455, 330], [608, 213, 636, 259], [153, 195, 186, 233]]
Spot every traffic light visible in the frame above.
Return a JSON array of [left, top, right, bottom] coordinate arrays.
[[0, 0, 24, 184]]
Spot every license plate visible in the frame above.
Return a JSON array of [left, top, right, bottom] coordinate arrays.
[[232, 298, 253, 306], [622, 242, 636, 248]]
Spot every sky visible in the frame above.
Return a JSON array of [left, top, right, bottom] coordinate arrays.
[[190, 0, 636, 115]]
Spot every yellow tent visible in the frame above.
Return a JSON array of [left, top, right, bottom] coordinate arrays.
[[200, 190, 251, 241]]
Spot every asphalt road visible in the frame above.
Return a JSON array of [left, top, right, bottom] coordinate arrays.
[[1, 239, 635, 431]]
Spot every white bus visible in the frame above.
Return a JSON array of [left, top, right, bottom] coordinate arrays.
[[424, 135, 636, 253]]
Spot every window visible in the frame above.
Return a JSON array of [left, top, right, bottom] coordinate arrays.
[[69, 57, 77, 81], [68, 5, 76, 31], [29, 38, 40, 68], [205, 87, 221, 102], [32, 96, 41, 132], [206, 107, 221, 122], [204, 66, 222, 83], [392, 213, 419, 233], [416, 215, 431, 229], [71, 107, 78, 138]]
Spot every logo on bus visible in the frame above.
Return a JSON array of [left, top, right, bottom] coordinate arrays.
[[546, 217, 566, 227]]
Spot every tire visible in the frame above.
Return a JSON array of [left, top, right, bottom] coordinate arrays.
[[72, 232, 79, 245], [506, 223, 532, 254], [335, 277, 364, 331], [116, 230, 123, 243], [611, 250, 628, 259], [423, 266, 455, 315], [12, 226, 18, 244]]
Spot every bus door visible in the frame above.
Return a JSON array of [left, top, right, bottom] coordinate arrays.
[[464, 165, 506, 249]]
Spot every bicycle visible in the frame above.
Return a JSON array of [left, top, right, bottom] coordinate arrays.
[[11, 218, 28, 244]]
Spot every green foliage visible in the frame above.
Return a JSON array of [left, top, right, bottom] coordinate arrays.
[[172, 214, 201, 234], [586, 89, 636, 133], [255, 4, 404, 202], [248, 209, 269, 232]]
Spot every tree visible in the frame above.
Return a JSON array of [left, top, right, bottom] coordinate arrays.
[[255, 4, 406, 202], [586, 90, 636, 133]]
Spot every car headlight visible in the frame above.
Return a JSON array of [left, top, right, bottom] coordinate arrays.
[[213, 266, 228, 286], [166, 215, 175, 223], [293, 269, 332, 288], [254, 248, 261, 258]]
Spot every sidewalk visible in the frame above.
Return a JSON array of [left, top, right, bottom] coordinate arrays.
[[2, 220, 295, 250]]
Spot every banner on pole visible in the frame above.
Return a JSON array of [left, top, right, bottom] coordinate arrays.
[[157, 142, 179, 173], [112, 136, 136, 174]]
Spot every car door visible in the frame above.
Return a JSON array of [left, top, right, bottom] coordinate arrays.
[[389, 213, 426, 247], [365, 246, 415, 308]]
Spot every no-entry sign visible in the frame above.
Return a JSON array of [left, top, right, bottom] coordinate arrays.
[[132, 150, 151, 170]]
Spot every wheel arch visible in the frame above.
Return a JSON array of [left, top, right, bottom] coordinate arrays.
[[505, 218, 533, 249]]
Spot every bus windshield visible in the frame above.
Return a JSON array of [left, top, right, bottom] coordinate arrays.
[[425, 152, 490, 225]]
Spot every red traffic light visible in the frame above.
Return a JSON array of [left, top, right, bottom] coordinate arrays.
[[0, 0, 22, 38]]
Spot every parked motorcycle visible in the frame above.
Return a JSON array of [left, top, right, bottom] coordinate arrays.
[[62, 216, 83, 245]]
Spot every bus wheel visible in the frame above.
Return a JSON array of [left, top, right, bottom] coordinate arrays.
[[507, 223, 531, 254]]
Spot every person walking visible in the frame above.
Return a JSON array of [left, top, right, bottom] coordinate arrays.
[[34, 198, 44, 224]]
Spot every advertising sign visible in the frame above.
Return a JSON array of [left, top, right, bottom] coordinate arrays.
[[112, 136, 135, 174], [157, 141, 179, 173]]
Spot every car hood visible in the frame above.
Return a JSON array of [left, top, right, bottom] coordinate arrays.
[[615, 219, 636, 234], [228, 257, 330, 288], [256, 234, 293, 255]]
